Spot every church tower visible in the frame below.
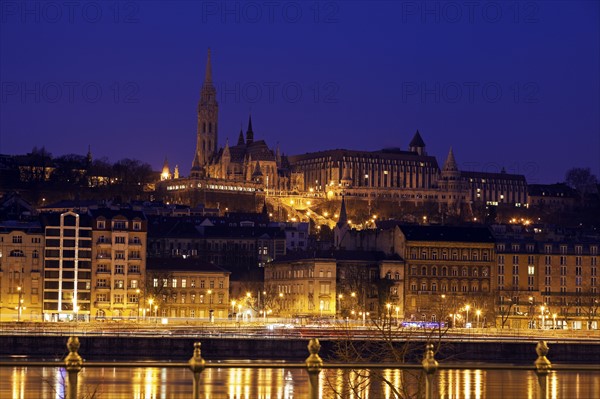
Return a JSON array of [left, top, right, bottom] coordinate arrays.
[[191, 48, 219, 177]]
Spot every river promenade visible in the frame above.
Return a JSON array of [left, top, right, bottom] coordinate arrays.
[[1, 321, 599, 362]]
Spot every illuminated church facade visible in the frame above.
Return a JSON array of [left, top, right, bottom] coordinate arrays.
[[159, 50, 528, 210]]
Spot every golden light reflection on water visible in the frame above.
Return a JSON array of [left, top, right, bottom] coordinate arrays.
[[2, 365, 599, 399]]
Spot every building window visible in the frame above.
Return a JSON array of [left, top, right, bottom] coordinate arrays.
[[97, 221, 105, 229], [172, 279, 177, 288], [153, 278, 159, 288], [114, 294, 124, 303], [133, 222, 141, 231], [115, 265, 124, 274], [114, 280, 124, 289], [181, 279, 187, 288], [528, 266, 535, 275]]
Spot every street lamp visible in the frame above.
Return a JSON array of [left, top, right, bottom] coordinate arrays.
[[154, 305, 158, 323], [16, 286, 23, 322], [476, 309, 481, 329], [540, 305, 546, 329], [231, 300, 237, 319], [136, 289, 141, 322], [465, 305, 471, 328], [207, 289, 213, 322], [386, 303, 391, 323], [148, 298, 154, 323], [552, 313, 557, 329], [395, 306, 400, 325], [337, 294, 343, 318]]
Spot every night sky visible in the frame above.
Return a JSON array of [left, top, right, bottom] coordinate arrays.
[[1, 1, 598, 184]]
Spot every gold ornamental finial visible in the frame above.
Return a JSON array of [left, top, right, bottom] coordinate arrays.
[[422, 343, 438, 374], [189, 342, 206, 373], [534, 341, 552, 375], [305, 339, 323, 371], [65, 336, 83, 371]]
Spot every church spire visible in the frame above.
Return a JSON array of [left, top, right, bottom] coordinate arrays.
[[246, 114, 254, 144], [337, 195, 348, 228], [205, 48, 212, 84], [237, 125, 245, 146]]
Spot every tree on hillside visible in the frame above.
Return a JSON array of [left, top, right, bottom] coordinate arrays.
[[565, 167, 598, 205]]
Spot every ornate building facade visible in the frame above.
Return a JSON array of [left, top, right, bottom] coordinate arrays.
[[159, 50, 527, 211]]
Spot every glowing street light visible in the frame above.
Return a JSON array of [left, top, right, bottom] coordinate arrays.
[[476, 309, 482, 328], [148, 298, 154, 323], [395, 306, 400, 324], [540, 305, 546, 329], [465, 304, 471, 328], [16, 286, 23, 322], [136, 288, 141, 322]]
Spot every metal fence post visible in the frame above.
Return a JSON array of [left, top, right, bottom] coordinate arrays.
[[64, 336, 83, 399], [422, 343, 439, 399], [188, 342, 206, 399], [534, 341, 552, 399], [305, 338, 324, 399]]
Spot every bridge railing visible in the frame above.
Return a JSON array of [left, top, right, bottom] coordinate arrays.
[[0, 337, 596, 399]]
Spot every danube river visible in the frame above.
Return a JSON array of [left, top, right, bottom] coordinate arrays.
[[1, 365, 599, 399]]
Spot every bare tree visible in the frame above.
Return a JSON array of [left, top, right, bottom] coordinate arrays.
[[326, 317, 450, 398], [565, 167, 598, 205]]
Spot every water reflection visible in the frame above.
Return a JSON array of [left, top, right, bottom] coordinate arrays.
[[1, 365, 598, 399]]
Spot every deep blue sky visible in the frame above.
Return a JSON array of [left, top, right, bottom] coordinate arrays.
[[1, 1, 598, 184]]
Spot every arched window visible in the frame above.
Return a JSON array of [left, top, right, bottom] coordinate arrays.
[[32, 250, 39, 259], [432, 266, 437, 276], [442, 267, 447, 276], [395, 272, 400, 280], [462, 267, 468, 277], [421, 266, 427, 276]]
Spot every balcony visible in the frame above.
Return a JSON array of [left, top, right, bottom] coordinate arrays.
[[96, 254, 112, 260], [96, 239, 111, 246]]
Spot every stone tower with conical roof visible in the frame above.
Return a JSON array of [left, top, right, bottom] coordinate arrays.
[[192, 48, 219, 177], [441, 147, 460, 180], [409, 130, 426, 156]]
